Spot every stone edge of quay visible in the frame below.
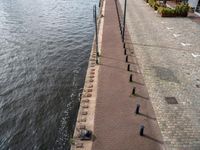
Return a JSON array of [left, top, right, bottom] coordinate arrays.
[[70, 0, 105, 150]]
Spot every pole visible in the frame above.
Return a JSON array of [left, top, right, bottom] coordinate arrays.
[[99, 0, 101, 7], [93, 6, 95, 21], [94, 5, 99, 57], [115, 0, 122, 35], [122, 0, 127, 42]]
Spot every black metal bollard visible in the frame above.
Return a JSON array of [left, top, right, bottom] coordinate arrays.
[[135, 104, 140, 114], [140, 125, 144, 136], [127, 64, 130, 71], [126, 55, 128, 62], [124, 48, 126, 55], [123, 43, 125, 48], [129, 74, 133, 82], [132, 87, 136, 95], [96, 58, 99, 64]]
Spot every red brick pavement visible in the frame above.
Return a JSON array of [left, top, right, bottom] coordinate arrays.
[[91, 0, 164, 150]]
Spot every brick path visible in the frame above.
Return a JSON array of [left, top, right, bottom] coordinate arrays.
[[91, 0, 163, 150], [118, 0, 200, 149]]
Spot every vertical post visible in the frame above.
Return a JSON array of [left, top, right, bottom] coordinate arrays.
[[129, 74, 133, 82], [124, 48, 126, 55], [127, 64, 130, 71], [125, 55, 128, 62], [94, 5, 99, 57], [115, 0, 122, 35], [140, 125, 144, 136], [122, 0, 127, 42], [99, 0, 101, 7], [135, 104, 140, 114], [132, 87, 136, 95], [93, 6, 95, 21]]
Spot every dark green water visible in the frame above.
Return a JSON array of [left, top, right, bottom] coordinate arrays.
[[0, 0, 98, 149]]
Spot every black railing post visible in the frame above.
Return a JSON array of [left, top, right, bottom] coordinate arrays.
[[115, 0, 122, 35], [99, 0, 101, 7], [122, 0, 127, 42], [94, 5, 99, 58]]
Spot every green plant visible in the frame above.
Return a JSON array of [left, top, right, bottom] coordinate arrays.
[[148, 0, 160, 10], [158, 2, 189, 17], [158, 6, 164, 14], [154, 3, 160, 10], [70, 138, 75, 145], [149, 0, 156, 7], [158, 7, 176, 17], [189, 6, 195, 13], [175, 2, 189, 17]]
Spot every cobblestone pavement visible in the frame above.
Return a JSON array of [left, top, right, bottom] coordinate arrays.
[[119, 0, 200, 149]]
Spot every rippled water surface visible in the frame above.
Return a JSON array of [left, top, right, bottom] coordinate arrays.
[[0, 0, 97, 149]]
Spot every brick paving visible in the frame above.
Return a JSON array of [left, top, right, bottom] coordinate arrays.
[[91, 0, 163, 150], [118, 0, 200, 149]]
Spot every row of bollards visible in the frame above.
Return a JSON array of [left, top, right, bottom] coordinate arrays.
[[130, 71, 144, 136], [115, 0, 146, 137], [130, 73, 143, 135], [125, 42, 145, 137]]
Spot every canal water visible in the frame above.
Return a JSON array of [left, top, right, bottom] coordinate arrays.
[[0, 0, 98, 149]]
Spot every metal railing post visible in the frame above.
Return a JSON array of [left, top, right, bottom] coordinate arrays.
[[94, 5, 99, 57], [99, 0, 101, 7], [115, 0, 122, 35], [122, 0, 127, 42], [93, 6, 95, 21]]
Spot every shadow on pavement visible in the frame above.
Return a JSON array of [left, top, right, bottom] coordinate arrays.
[[143, 134, 164, 145], [139, 113, 156, 120]]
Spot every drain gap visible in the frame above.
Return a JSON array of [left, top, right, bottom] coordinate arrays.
[[165, 97, 178, 104]]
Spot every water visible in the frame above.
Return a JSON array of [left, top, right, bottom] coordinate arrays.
[[0, 0, 98, 149]]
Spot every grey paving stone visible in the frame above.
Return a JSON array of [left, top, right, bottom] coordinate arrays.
[[118, 0, 200, 149]]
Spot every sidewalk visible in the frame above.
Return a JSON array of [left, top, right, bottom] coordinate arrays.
[[118, 0, 200, 149], [91, 0, 163, 149]]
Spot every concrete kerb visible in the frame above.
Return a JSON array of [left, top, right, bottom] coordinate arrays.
[[70, 1, 105, 150]]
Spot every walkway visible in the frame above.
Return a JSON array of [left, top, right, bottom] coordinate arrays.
[[91, 0, 163, 150], [118, 0, 200, 149]]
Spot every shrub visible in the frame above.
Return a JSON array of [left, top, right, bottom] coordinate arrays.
[[158, 2, 189, 17], [148, 0, 160, 10], [154, 3, 160, 10], [158, 7, 176, 17], [175, 3, 189, 17], [149, 0, 156, 7]]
